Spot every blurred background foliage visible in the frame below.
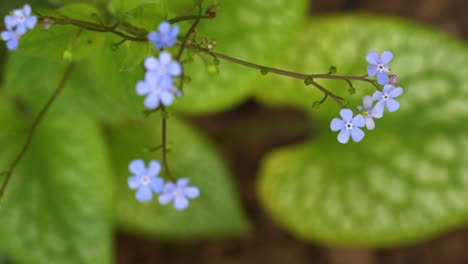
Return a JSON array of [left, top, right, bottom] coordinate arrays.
[[0, 0, 467, 263]]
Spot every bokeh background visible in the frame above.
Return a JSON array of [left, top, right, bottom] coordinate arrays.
[[115, 0, 468, 263], [0, 0, 467, 263]]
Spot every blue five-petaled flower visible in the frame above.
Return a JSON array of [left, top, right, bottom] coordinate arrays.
[[128, 159, 164, 202], [136, 52, 182, 109], [330, 109, 366, 144], [2, 4, 37, 50], [366, 50, 393, 85], [148, 21, 179, 49], [357, 95, 383, 130], [159, 178, 200, 211], [373, 84, 403, 113]]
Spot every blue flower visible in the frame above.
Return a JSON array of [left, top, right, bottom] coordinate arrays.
[[158, 178, 200, 211], [373, 84, 403, 113], [366, 50, 393, 85], [357, 95, 383, 130], [128, 159, 164, 202], [1, 29, 21, 50], [144, 52, 182, 81], [136, 75, 178, 109], [148, 21, 179, 49], [5, 4, 37, 34], [330, 108, 366, 144]]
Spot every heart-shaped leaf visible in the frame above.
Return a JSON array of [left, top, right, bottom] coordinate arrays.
[[16, 3, 105, 60], [0, 101, 113, 264], [257, 15, 468, 247], [106, 115, 250, 238], [164, 0, 307, 113]]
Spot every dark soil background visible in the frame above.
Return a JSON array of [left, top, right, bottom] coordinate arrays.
[[117, 0, 468, 263]]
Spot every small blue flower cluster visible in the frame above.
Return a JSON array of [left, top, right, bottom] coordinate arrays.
[[130, 22, 199, 210], [1, 4, 37, 50], [128, 159, 200, 210], [135, 22, 182, 109], [331, 51, 403, 144]]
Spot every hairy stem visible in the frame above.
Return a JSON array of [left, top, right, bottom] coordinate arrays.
[[0, 62, 75, 200]]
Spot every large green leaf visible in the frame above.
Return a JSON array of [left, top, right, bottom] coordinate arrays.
[[0, 100, 113, 263], [17, 3, 105, 60], [165, 0, 307, 113], [106, 115, 250, 238], [257, 15, 468, 247], [4, 37, 146, 122]]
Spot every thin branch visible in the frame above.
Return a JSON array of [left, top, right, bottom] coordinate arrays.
[[160, 106, 174, 180], [0, 62, 75, 200], [168, 15, 212, 24]]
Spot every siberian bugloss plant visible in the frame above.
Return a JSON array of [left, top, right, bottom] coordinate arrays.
[[0, 1, 467, 264]]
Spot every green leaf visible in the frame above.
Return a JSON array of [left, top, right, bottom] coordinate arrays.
[[114, 3, 167, 31], [106, 115, 250, 238], [17, 3, 105, 60], [166, 0, 308, 113], [109, 0, 166, 16], [257, 15, 468, 247], [0, 101, 113, 264], [4, 37, 145, 122]]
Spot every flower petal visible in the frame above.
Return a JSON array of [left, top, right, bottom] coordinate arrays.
[[159, 76, 173, 89], [174, 196, 189, 210], [16, 24, 26, 35], [374, 100, 385, 114], [128, 175, 140, 189], [159, 51, 172, 64], [386, 98, 400, 112], [26, 16, 37, 29], [160, 91, 174, 106], [366, 51, 379, 65], [158, 21, 171, 34], [23, 4, 32, 16], [363, 95, 373, 109], [337, 129, 351, 144], [352, 114, 366, 127], [365, 117, 375, 130], [370, 108, 383, 119], [339, 108, 353, 122], [171, 25, 179, 37], [136, 186, 153, 202], [4, 16, 17, 30], [162, 182, 176, 193], [150, 177, 164, 193], [144, 93, 160, 109], [159, 192, 174, 205], [351, 128, 365, 142], [389, 86, 403, 98], [330, 118, 344, 131], [129, 159, 146, 174], [168, 62, 182, 76], [382, 84, 394, 93], [177, 178, 189, 187], [147, 160, 161, 176], [1, 30, 12, 41], [367, 65, 377, 77], [377, 73, 389, 85], [136, 80, 151, 95], [147, 31, 158, 42], [144, 56, 159, 70], [144, 71, 159, 84], [184, 187, 200, 199], [380, 50, 393, 64], [372, 91, 383, 101]]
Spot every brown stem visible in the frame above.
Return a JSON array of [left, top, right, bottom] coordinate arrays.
[[0, 62, 75, 200]]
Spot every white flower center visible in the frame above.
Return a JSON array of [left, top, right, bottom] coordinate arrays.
[[173, 188, 183, 197], [159, 66, 167, 75], [377, 64, 389, 73], [345, 122, 353, 130], [18, 14, 25, 22], [152, 84, 161, 94], [383, 93, 390, 100], [140, 175, 151, 186]]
